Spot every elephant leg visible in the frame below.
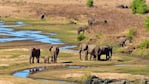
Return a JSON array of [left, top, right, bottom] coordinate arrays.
[[79, 50, 82, 60], [54, 55, 57, 63], [98, 53, 101, 61], [47, 57, 49, 63], [29, 56, 32, 64], [93, 55, 96, 61], [37, 57, 40, 63], [32, 57, 34, 63], [106, 53, 109, 61], [89, 54, 92, 61], [85, 51, 88, 61], [51, 56, 54, 63]]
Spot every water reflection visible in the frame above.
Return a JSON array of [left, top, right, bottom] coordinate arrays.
[[13, 67, 78, 84], [29, 67, 48, 74], [13, 70, 30, 78]]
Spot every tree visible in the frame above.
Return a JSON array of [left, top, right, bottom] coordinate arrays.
[[86, 0, 94, 7], [131, 0, 148, 14]]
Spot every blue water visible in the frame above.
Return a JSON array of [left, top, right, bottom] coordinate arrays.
[[0, 21, 63, 44], [13, 70, 30, 78], [13, 67, 78, 84]]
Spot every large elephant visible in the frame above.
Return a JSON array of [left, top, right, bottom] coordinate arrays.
[[49, 46, 60, 63], [79, 44, 112, 61], [30, 48, 41, 64], [98, 46, 112, 61], [79, 43, 98, 61], [44, 56, 50, 63]]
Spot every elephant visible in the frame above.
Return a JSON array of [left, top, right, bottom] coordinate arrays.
[[118, 36, 127, 47], [79, 43, 98, 61], [117, 5, 128, 9], [98, 46, 112, 61], [118, 36, 131, 47], [77, 25, 88, 34], [44, 56, 50, 63], [49, 46, 60, 63], [79, 44, 112, 61], [30, 48, 41, 64]]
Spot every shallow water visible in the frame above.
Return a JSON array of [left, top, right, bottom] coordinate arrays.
[[0, 21, 63, 44], [66, 65, 86, 69], [12, 66, 78, 84]]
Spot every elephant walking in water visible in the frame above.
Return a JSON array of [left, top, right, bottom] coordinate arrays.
[[49, 46, 60, 63], [30, 48, 41, 64]]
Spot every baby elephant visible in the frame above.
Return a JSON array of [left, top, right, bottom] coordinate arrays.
[[44, 56, 50, 63]]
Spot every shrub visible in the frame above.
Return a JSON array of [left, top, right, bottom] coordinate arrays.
[[86, 0, 94, 7], [144, 16, 149, 30], [77, 33, 86, 41], [81, 72, 92, 83], [139, 40, 149, 49], [127, 28, 136, 40], [131, 0, 148, 14]]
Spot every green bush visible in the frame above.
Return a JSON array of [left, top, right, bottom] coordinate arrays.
[[86, 0, 94, 7], [77, 33, 86, 41], [127, 28, 136, 40], [144, 16, 149, 30], [81, 72, 92, 83], [139, 40, 149, 49], [131, 0, 148, 14]]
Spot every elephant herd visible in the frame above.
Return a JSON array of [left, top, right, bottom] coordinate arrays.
[[29, 44, 112, 64], [29, 46, 59, 64], [79, 43, 112, 61]]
